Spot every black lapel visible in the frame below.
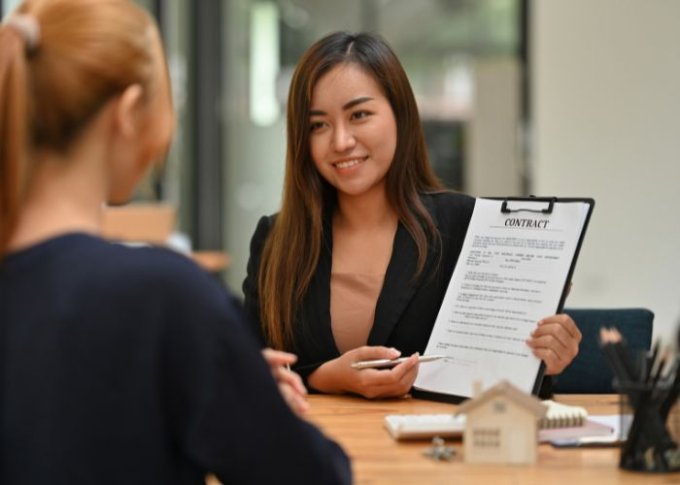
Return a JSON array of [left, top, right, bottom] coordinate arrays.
[[368, 194, 440, 345], [298, 216, 340, 358]]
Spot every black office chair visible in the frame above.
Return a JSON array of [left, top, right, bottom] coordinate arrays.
[[552, 308, 654, 393]]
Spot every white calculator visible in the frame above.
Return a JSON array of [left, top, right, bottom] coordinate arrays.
[[384, 413, 466, 440]]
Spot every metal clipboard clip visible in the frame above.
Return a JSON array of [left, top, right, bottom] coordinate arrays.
[[500, 197, 556, 215]]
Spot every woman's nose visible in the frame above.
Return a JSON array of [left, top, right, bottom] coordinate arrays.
[[332, 124, 356, 152]]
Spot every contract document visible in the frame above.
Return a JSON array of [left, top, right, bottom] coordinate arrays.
[[413, 197, 594, 402]]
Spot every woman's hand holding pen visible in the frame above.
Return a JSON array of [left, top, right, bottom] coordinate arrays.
[[307, 346, 420, 399], [262, 348, 309, 416], [526, 313, 582, 375]]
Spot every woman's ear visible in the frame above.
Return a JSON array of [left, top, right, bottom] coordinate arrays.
[[104, 84, 147, 205], [114, 84, 143, 139]]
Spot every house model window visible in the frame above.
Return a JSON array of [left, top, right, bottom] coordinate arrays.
[[493, 400, 506, 413], [472, 428, 501, 448]]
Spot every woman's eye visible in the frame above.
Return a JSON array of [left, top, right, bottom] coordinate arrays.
[[351, 110, 371, 121], [310, 121, 325, 132]]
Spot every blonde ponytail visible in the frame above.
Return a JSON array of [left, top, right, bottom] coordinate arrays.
[[0, 0, 159, 257], [0, 24, 31, 256]]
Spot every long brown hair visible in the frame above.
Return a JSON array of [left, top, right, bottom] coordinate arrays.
[[259, 32, 443, 349], [0, 0, 159, 256]]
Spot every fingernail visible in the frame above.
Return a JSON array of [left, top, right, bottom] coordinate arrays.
[[390, 348, 401, 357]]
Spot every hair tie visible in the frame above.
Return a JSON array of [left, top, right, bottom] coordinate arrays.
[[5, 13, 41, 54]]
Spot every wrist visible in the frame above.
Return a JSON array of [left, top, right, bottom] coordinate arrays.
[[308, 359, 345, 394]]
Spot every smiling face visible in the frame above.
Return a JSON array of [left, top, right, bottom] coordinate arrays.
[[308, 63, 397, 201]]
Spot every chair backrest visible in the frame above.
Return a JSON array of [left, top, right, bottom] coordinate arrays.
[[553, 308, 654, 394]]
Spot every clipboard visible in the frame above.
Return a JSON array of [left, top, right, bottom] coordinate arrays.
[[412, 196, 595, 404]]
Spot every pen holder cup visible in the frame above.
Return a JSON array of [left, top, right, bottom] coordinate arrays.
[[615, 380, 680, 473]]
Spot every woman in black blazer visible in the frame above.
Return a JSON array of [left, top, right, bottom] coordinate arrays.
[[243, 31, 581, 399]]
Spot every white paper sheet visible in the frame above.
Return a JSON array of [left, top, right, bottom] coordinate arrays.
[[414, 198, 591, 398]]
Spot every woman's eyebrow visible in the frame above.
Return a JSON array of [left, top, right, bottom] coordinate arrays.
[[342, 96, 373, 110], [309, 96, 374, 116]]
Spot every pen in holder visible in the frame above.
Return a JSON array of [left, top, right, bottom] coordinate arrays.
[[600, 328, 680, 473], [615, 379, 680, 472]]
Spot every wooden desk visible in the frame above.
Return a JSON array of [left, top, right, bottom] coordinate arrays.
[[303, 394, 672, 485]]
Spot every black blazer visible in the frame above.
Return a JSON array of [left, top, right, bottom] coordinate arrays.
[[243, 192, 475, 379]]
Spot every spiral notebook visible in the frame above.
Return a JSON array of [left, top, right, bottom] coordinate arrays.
[[539, 400, 587, 428], [384, 400, 601, 441]]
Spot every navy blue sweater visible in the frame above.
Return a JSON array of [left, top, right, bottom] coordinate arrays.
[[0, 234, 350, 484]]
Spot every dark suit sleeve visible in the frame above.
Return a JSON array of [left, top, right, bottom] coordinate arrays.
[[292, 362, 326, 389], [538, 375, 553, 398], [242, 215, 274, 346], [165, 265, 351, 484]]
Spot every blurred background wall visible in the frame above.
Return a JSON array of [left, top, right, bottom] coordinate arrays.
[[531, 0, 680, 343]]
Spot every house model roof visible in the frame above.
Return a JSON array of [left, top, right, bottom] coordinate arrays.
[[456, 380, 547, 418]]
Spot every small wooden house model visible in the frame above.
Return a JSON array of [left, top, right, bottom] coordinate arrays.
[[456, 380, 547, 465]]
